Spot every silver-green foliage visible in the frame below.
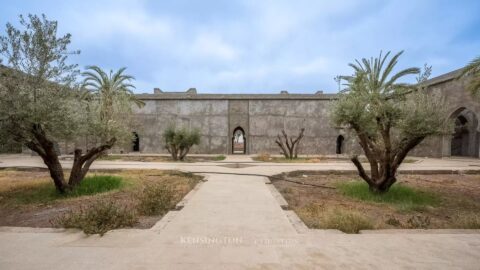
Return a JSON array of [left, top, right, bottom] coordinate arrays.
[[0, 14, 81, 146], [331, 51, 451, 193], [164, 126, 201, 161]]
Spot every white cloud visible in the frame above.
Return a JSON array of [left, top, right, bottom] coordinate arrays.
[[191, 33, 239, 61]]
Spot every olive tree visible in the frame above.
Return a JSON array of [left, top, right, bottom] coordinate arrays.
[[331, 51, 451, 193], [164, 126, 200, 161], [0, 14, 137, 192]]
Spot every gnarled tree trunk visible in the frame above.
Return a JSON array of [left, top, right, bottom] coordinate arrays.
[[24, 124, 116, 193], [68, 138, 116, 187], [350, 126, 425, 193]]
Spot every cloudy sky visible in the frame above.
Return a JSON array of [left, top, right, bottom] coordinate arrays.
[[1, 0, 479, 93]]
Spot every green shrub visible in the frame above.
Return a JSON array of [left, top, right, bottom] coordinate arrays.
[[53, 200, 137, 235], [164, 126, 201, 161], [136, 183, 175, 216], [337, 181, 439, 210]]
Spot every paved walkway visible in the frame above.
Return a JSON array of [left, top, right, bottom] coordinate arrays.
[[0, 155, 479, 269]]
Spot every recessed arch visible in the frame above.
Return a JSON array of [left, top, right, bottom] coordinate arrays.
[[447, 107, 479, 157], [132, 132, 140, 152], [336, 135, 344, 154], [232, 127, 246, 154]]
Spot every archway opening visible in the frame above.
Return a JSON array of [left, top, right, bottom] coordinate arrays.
[[132, 132, 140, 152], [449, 108, 478, 157], [336, 135, 344, 154], [232, 127, 246, 154]]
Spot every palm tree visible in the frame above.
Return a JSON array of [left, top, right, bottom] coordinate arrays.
[[81, 66, 145, 122], [82, 66, 145, 144], [340, 50, 420, 95], [459, 56, 480, 98]]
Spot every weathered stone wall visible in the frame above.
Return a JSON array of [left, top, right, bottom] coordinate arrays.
[[410, 73, 480, 158], [132, 97, 350, 155], [248, 100, 339, 155], [133, 100, 229, 154]]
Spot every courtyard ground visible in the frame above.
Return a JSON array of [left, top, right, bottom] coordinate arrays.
[[0, 154, 479, 269]]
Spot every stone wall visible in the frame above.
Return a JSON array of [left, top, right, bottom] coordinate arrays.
[[132, 95, 356, 155], [133, 99, 229, 154]]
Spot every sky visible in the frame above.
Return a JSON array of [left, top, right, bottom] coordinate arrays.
[[1, 0, 479, 94]]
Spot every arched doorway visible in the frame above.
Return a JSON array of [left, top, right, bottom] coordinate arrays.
[[132, 132, 140, 152], [336, 135, 344, 154], [232, 127, 246, 154], [449, 108, 479, 157]]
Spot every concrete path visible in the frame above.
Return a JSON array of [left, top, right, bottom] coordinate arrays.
[[0, 155, 480, 269], [1, 154, 480, 175]]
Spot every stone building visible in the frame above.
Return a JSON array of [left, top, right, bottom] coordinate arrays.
[[130, 69, 479, 158], [5, 67, 479, 158]]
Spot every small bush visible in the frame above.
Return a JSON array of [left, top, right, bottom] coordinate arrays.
[[164, 126, 200, 161], [298, 204, 373, 233], [53, 200, 137, 235], [407, 215, 431, 229], [136, 183, 175, 216], [454, 215, 480, 229], [337, 181, 439, 210], [255, 153, 271, 162], [320, 209, 374, 233], [385, 216, 402, 227]]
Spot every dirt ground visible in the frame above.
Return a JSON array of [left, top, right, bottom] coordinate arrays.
[[271, 171, 480, 230], [0, 169, 202, 228]]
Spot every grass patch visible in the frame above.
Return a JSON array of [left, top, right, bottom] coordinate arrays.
[[67, 175, 124, 197], [213, 155, 226, 161], [337, 181, 439, 210], [1, 175, 124, 204], [253, 155, 325, 163], [53, 200, 137, 235], [97, 155, 122, 161]]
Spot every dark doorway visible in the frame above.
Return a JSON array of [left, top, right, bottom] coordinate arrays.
[[336, 135, 344, 154], [232, 127, 246, 154], [132, 132, 140, 152], [451, 115, 469, 156]]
